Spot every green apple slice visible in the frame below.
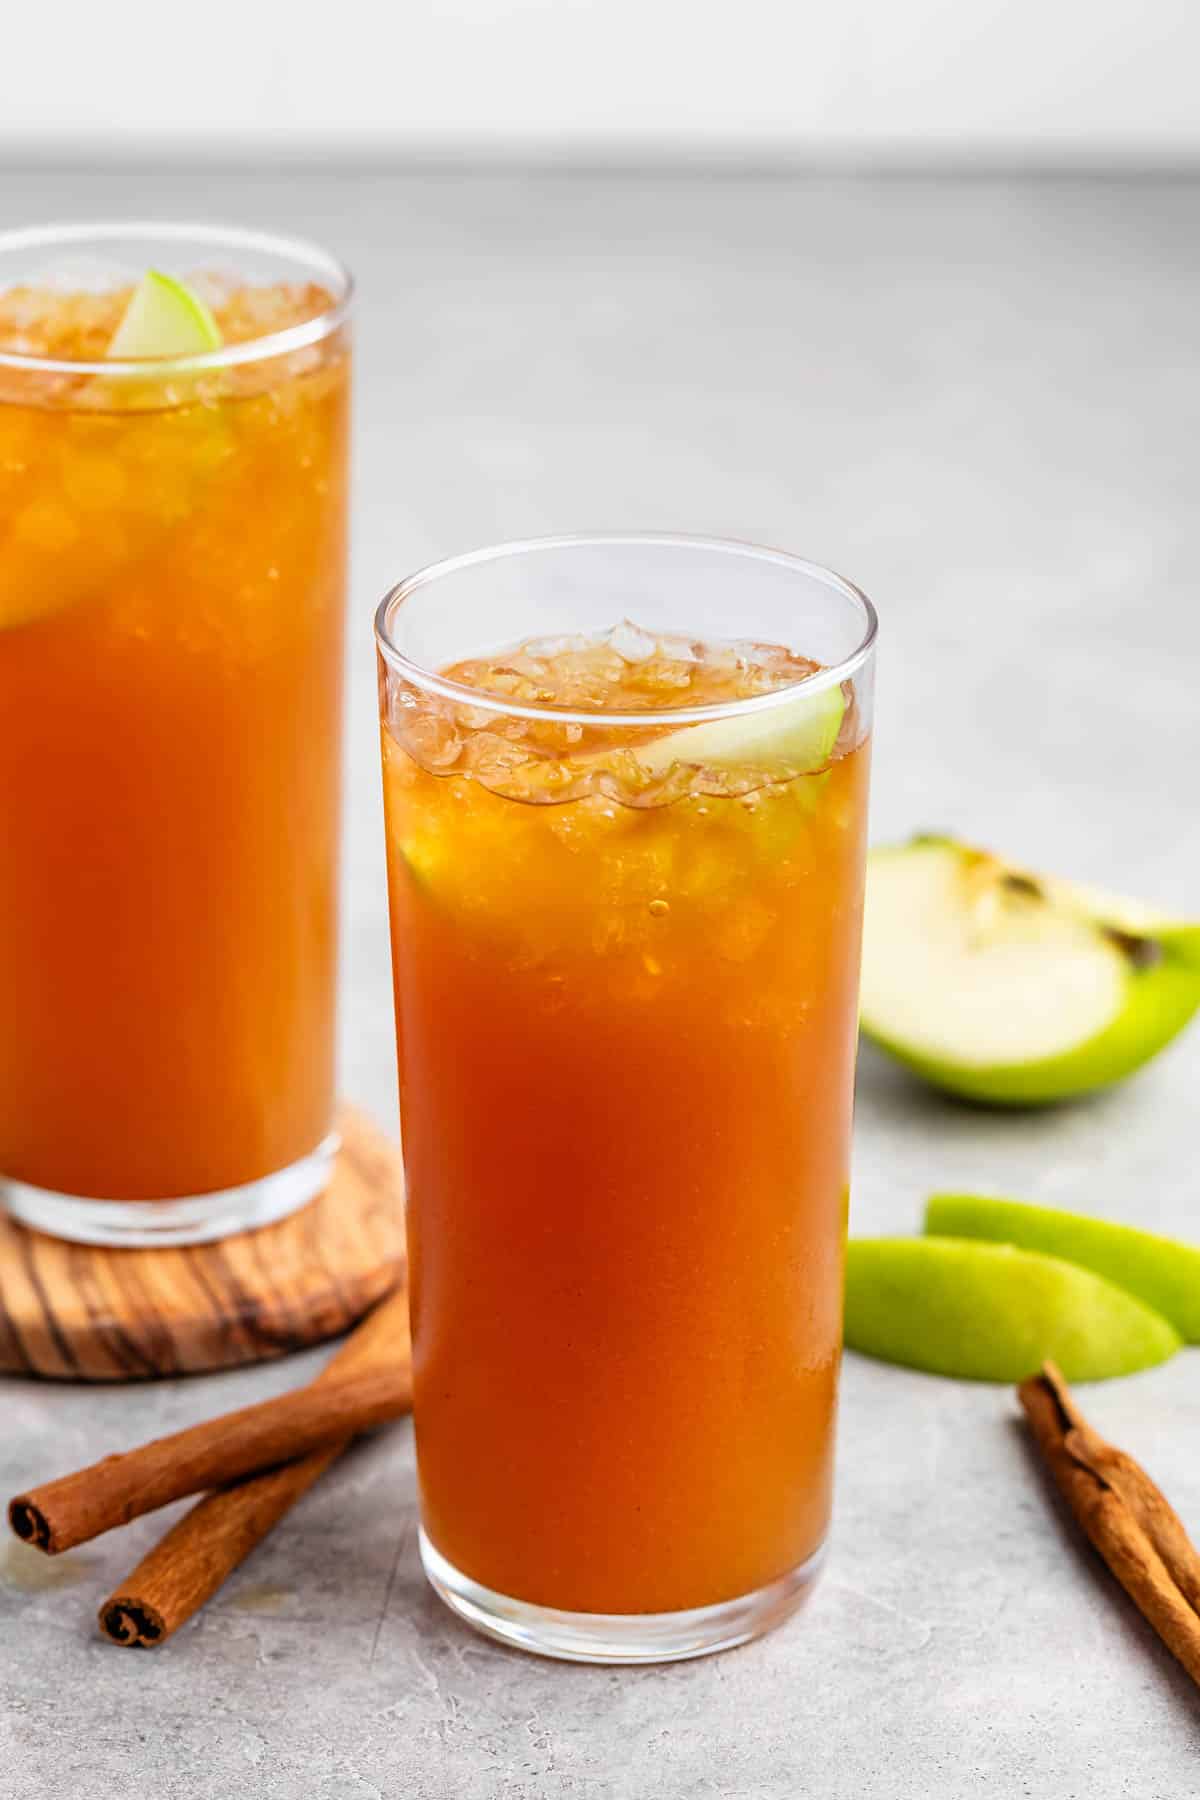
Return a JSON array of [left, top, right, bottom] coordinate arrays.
[[635, 679, 845, 779], [859, 836, 1200, 1105], [107, 270, 222, 359], [844, 1236, 1180, 1382], [926, 1194, 1200, 1342]]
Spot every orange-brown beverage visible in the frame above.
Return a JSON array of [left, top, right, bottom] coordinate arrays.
[[377, 538, 876, 1662], [0, 226, 350, 1245]]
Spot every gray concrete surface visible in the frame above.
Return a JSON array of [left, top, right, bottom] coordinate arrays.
[[2, 167, 1199, 1798]]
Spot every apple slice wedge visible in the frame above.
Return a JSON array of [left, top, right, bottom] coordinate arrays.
[[845, 1236, 1180, 1382], [635, 678, 846, 780], [107, 269, 222, 360], [926, 1193, 1200, 1342], [859, 836, 1200, 1105]]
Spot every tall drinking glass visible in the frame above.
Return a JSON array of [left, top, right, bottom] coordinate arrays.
[[0, 224, 351, 1245], [377, 536, 876, 1662]]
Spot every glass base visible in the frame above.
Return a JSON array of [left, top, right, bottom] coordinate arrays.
[[1, 1134, 339, 1248], [419, 1527, 826, 1664]]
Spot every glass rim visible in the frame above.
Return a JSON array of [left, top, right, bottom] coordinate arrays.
[[0, 220, 353, 377], [374, 533, 878, 728]]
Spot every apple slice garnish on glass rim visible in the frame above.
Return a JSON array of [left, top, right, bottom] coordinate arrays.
[[630, 675, 847, 781], [106, 269, 222, 361]]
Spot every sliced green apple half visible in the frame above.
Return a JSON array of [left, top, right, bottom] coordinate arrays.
[[926, 1193, 1200, 1342], [859, 836, 1200, 1105], [844, 1236, 1180, 1382], [635, 678, 846, 780]]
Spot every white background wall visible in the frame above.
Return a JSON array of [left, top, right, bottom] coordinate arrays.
[[2, 0, 1198, 161]]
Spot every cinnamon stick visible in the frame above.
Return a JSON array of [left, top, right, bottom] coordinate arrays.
[[98, 1288, 412, 1646], [9, 1291, 412, 1557], [1019, 1361, 1200, 1687]]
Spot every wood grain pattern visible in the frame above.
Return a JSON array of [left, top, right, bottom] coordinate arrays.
[[0, 1107, 405, 1381]]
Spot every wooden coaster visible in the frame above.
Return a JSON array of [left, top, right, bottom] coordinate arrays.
[[0, 1107, 405, 1381]]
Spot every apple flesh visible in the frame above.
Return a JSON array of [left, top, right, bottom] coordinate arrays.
[[926, 1193, 1200, 1342], [844, 1236, 1180, 1382], [635, 679, 846, 781], [107, 269, 222, 360], [859, 836, 1200, 1104]]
